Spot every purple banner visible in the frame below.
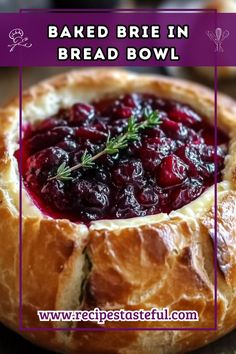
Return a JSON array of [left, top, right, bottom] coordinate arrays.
[[0, 11, 235, 66]]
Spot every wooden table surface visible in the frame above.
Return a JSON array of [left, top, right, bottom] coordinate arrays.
[[0, 67, 235, 353]]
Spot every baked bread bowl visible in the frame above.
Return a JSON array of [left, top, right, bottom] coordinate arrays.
[[0, 69, 236, 354]]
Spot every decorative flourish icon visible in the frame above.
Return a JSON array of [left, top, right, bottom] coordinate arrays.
[[8, 28, 32, 53], [206, 27, 230, 52]]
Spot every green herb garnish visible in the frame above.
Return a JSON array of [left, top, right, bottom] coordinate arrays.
[[48, 110, 162, 182]]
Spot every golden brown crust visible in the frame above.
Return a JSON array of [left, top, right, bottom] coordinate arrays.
[[202, 192, 236, 286], [0, 69, 236, 354]]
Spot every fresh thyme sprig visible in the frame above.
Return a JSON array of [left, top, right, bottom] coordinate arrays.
[[48, 110, 162, 182]]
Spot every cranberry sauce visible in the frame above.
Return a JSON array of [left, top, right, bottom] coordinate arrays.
[[19, 94, 228, 222]]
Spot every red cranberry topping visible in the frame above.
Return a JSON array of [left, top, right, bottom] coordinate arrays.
[[168, 104, 202, 127], [156, 155, 187, 188], [70, 103, 94, 125], [75, 127, 107, 142], [34, 117, 68, 132], [18, 93, 228, 223], [112, 159, 144, 187]]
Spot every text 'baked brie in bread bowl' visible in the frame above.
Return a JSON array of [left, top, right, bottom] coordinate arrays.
[[0, 69, 236, 354]]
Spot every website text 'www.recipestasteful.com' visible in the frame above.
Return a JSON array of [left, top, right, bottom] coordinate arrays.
[[38, 308, 199, 324]]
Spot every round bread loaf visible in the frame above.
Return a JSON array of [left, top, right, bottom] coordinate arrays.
[[0, 69, 236, 353]]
